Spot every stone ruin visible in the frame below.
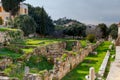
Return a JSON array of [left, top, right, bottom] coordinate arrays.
[[0, 32, 7, 43], [0, 57, 13, 70], [0, 40, 103, 80], [23, 40, 103, 80], [0, 29, 24, 45], [85, 67, 96, 80]]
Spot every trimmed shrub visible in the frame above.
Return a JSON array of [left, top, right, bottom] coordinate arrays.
[[87, 34, 96, 43]]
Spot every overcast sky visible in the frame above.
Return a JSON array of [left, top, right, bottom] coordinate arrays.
[[25, 0, 120, 25]]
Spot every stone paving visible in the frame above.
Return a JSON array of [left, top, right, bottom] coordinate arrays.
[[106, 46, 120, 80]]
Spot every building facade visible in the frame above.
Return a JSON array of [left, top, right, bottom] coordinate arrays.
[[0, 2, 28, 25], [116, 23, 120, 46]]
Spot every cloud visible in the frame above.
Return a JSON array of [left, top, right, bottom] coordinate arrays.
[[25, 0, 120, 25]]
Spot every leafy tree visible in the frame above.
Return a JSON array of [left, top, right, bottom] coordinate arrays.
[[97, 23, 108, 38], [109, 24, 118, 39], [36, 7, 46, 35], [27, 4, 54, 36], [55, 25, 65, 31], [109, 24, 118, 32], [14, 15, 37, 36], [63, 23, 86, 38], [1, 0, 25, 18], [64, 25, 77, 38], [110, 30, 118, 39], [54, 17, 81, 26], [77, 24, 86, 37]]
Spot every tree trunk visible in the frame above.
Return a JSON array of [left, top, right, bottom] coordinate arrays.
[[73, 36, 74, 39], [9, 11, 12, 20], [8, 11, 14, 27]]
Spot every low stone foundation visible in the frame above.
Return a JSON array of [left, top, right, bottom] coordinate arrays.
[[23, 40, 103, 80], [0, 29, 24, 44], [0, 58, 12, 70], [0, 39, 103, 80]]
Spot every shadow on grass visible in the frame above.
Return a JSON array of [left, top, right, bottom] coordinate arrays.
[[96, 48, 108, 52], [62, 61, 95, 80], [62, 72, 87, 80], [88, 54, 98, 57], [62, 41, 111, 80], [83, 59, 98, 64]]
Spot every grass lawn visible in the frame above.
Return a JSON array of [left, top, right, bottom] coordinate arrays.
[[26, 55, 53, 73], [14, 38, 71, 48], [16, 38, 88, 47], [15, 38, 88, 54], [6, 55, 54, 80], [0, 27, 18, 32], [0, 48, 22, 59], [80, 40, 87, 48], [21, 48, 34, 54], [12, 38, 67, 54], [62, 41, 111, 80]]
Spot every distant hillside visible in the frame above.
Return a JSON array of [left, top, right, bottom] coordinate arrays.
[[54, 17, 82, 26]]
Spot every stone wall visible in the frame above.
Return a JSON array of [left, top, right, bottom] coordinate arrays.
[[0, 32, 7, 43], [0, 58, 13, 70], [52, 42, 102, 80], [22, 41, 66, 61], [23, 40, 103, 80], [0, 29, 24, 44]]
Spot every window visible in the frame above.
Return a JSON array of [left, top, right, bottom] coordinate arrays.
[[0, 7, 2, 12]]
